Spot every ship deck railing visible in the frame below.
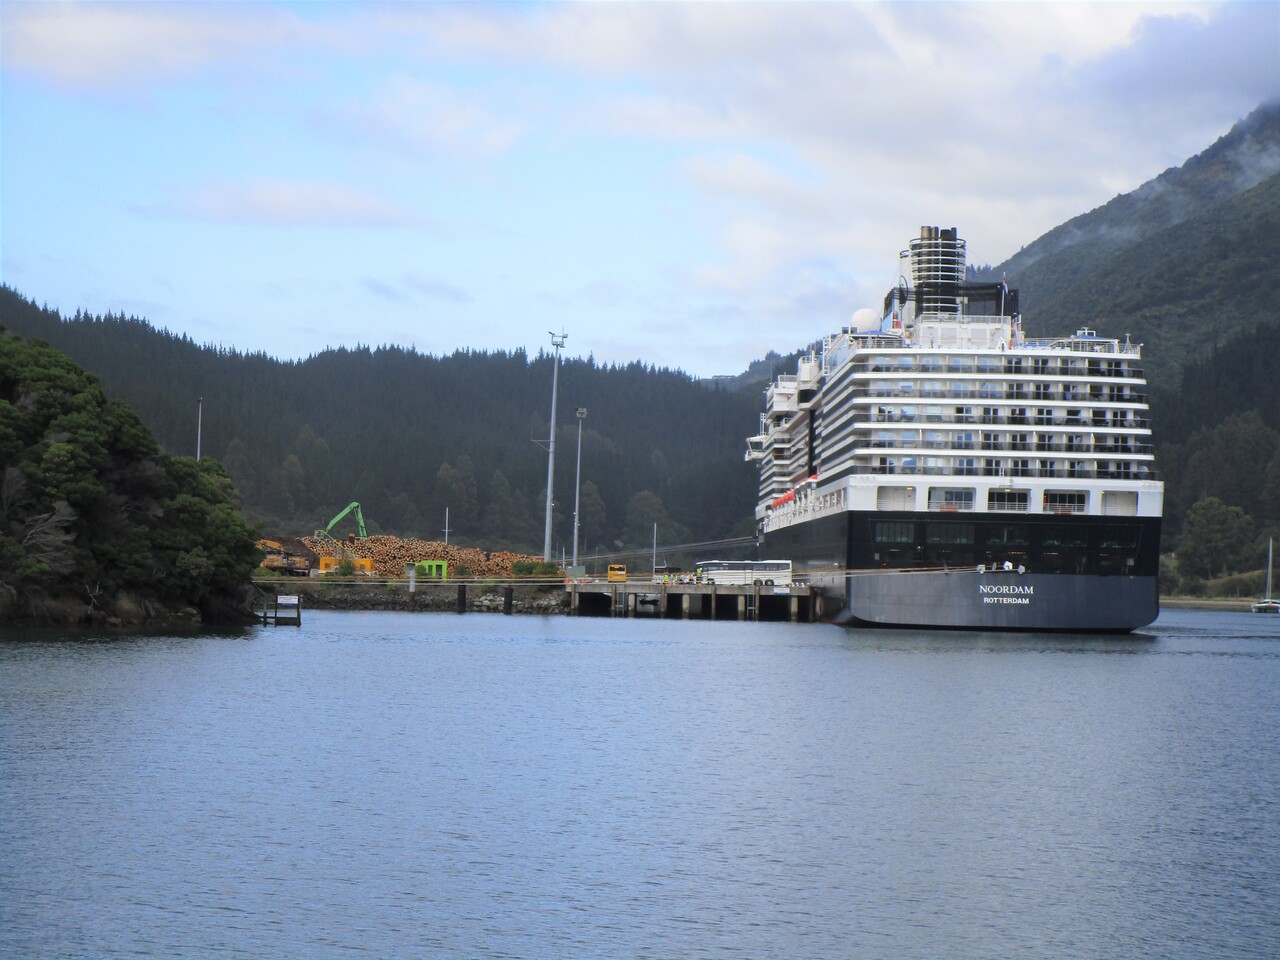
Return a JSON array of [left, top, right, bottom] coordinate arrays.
[[860, 362, 1145, 379], [856, 386, 1148, 404], [863, 440, 1155, 455], [864, 412, 1151, 429], [862, 464, 1159, 481]]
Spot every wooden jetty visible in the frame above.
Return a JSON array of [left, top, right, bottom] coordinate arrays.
[[259, 593, 302, 626], [566, 580, 820, 622]]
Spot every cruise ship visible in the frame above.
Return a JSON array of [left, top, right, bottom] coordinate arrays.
[[746, 226, 1162, 631]]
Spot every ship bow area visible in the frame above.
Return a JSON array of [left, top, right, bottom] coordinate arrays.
[[844, 568, 1158, 632]]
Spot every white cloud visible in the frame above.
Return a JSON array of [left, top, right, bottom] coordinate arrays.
[[7, 1, 1278, 375], [332, 75, 523, 161], [151, 180, 420, 228], [0, 1, 330, 90]]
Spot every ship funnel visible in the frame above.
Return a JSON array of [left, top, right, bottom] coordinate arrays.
[[910, 225, 965, 316]]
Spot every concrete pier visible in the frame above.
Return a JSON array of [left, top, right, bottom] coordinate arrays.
[[566, 580, 819, 622]]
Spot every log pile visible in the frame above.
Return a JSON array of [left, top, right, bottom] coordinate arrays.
[[298, 534, 547, 579]]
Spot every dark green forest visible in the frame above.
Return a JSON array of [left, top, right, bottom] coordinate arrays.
[[0, 287, 760, 559], [0, 326, 260, 622]]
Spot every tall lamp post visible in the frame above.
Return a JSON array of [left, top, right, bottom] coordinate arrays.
[[542, 331, 567, 562], [196, 396, 203, 461], [572, 407, 587, 567]]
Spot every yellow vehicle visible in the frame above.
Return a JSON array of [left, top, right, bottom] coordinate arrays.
[[607, 564, 627, 582], [257, 539, 312, 576]]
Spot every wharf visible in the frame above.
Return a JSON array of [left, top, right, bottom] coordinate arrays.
[[566, 580, 820, 622], [258, 593, 302, 626]]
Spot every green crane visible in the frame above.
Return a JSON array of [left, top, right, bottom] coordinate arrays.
[[316, 501, 368, 539]]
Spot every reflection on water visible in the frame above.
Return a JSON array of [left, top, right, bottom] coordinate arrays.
[[2, 608, 1278, 959]]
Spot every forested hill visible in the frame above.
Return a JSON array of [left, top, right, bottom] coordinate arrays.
[[0, 326, 260, 623], [0, 288, 760, 555], [1151, 318, 1280, 539], [984, 102, 1280, 386]]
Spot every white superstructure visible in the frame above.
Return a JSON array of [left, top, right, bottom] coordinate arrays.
[[747, 227, 1162, 535]]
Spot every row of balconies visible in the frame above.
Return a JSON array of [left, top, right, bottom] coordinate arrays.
[[862, 359, 1143, 378], [859, 384, 1148, 403], [863, 410, 1151, 429], [864, 438, 1154, 455], [866, 460, 1156, 480]]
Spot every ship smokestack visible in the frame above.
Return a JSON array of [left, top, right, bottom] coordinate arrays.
[[910, 225, 965, 315]]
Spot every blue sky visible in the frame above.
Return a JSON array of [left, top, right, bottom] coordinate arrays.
[[2, 1, 1277, 377]]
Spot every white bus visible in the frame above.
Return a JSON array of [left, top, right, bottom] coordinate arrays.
[[696, 560, 792, 586]]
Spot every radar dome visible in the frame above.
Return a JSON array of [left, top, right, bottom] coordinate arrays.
[[849, 308, 878, 332]]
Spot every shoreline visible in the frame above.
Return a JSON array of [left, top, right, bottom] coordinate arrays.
[[1158, 597, 1253, 611]]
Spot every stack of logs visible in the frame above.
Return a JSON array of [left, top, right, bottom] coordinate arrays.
[[299, 534, 547, 579]]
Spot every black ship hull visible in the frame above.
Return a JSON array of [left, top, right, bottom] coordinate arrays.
[[761, 510, 1161, 632]]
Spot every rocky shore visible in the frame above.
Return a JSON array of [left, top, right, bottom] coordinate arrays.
[[259, 580, 572, 616]]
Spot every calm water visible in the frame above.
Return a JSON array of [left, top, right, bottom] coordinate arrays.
[[2, 609, 1278, 959]]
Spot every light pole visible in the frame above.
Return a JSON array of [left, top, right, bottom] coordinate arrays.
[[572, 407, 587, 567], [196, 397, 203, 461], [542, 331, 567, 562]]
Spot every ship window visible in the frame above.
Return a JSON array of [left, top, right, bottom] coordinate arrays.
[[927, 522, 975, 544], [928, 488, 974, 510], [985, 523, 1030, 546], [1035, 407, 1053, 425], [1038, 524, 1089, 573], [979, 382, 1001, 399], [897, 381, 915, 395], [874, 521, 916, 544], [955, 406, 974, 422], [925, 405, 944, 421], [1040, 525, 1088, 549], [1045, 491, 1087, 514], [900, 405, 917, 421], [956, 458, 976, 475], [955, 432, 974, 449], [988, 489, 1029, 511], [1099, 526, 1140, 550]]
